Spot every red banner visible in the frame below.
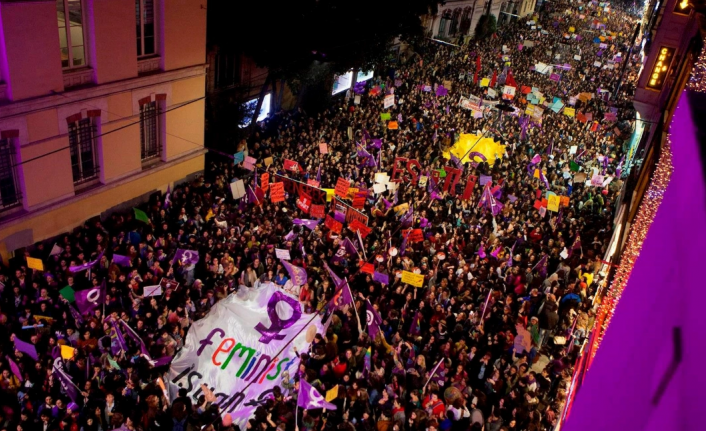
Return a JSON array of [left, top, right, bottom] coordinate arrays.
[[349, 219, 372, 238], [324, 215, 343, 233], [296, 190, 312, 214], [284, 159, 301, 173]]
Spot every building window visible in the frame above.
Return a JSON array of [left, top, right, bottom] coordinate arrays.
[[68, 118, 99, 184], [136, 0, 156, 57], [0, 138, 21, 209], [57, 0, 86, 69], [140, 101, 160, 160]]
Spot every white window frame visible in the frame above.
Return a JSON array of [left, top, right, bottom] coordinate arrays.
[[58, 0, 87, 70], [136, 0, 157, 58]]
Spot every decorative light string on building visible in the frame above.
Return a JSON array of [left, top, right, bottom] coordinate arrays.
[[687, 38, 706, 93], [591, 140, 673, 358]]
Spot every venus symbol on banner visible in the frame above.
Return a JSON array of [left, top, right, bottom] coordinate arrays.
[[167, 283, 323, 427], [254, 292, 302, 344]]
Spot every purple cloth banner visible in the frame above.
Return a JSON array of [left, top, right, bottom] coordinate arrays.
[[342, 238, 359, 257], [13, 337, 38, 360], [293, 219, 321, 230], [282, 260, 308, 286], [69, 251, 104, 273], [479, 175, 492, 186], [298, 379, 337, 410]]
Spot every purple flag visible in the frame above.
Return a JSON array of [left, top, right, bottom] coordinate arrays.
[[334, 211, 346, 223], [112, 254, 132, 267], [478, 244, 486, 259], [52, 359, 78, 402], [616, 155, 625, 177], [400, 232, 408, 256], [323, 261, 343, 287], [69, 251, 104, 273], [173, 249, 200, 266], [150, 356, 173, 368], [532, 255, 548, 277], [490, 246, 502, 258], [409, 310, 422, 336], [449, 152, 463, 170], [164, 185, 171, 209], [293, 219, 321, 230], [365, 299, 383, 339], [436, 85, 448, 97], [530, 154, 541, 165], [401, 205, 414, 226], [284, 230, 298, 241], [298, 379, 337, 410], [373, 271, 389, 285], [6, 355, 23, 381], [105, 317, 128, 355], [327, 282, 353, 312], [316, 165, 321, 183], [75, 282, 106, 315], [282, 259, 308, 286], [539, 171, 551, 189], [370, 139, 382, 149], [342, 238, 359, 257], [13, 337, 37, 360], [119, 319, 150, 357], [479, 174, 492, 186]]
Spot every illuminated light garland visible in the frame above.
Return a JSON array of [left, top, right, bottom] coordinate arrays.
[[590, 138, 673, 359], [687, 37, 706, 93]]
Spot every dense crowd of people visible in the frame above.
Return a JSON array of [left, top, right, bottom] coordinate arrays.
[[0, 1, 643, 431]]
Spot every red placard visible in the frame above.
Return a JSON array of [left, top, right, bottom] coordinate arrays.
[[261, 173, 270, 192], [284, 159, 301, 172], [296, 191, 312, 214], [352, 197, 366, 209], [533, 200, 542, 210], [335, 177, 350, 198], [324, 215, 343, 233], [361, 263, 374, 274], [270, 182, 285, 203], [349, 219, 371, 238], [310, 204, 325, 219], [408, 229, 424, 243], [307, 179, 320, 188]]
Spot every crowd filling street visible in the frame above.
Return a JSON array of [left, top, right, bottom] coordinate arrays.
[[0, 1, 643, 431]]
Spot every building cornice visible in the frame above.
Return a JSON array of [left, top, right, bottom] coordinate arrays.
[[0, 64, 206, 120]]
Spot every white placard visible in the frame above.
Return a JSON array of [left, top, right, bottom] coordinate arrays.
[[275, 248, 291, 260], [230, 180, 246, 199]]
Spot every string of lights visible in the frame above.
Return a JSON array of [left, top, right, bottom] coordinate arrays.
[[590, 135, 673, 359], [687, 37, 706, 93]]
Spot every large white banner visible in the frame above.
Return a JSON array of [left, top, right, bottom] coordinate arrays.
[[167, 283, 322, 425]]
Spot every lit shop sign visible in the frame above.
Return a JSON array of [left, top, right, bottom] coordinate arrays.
[[646, 46, 674, 91], [673, 0, 692, 15]]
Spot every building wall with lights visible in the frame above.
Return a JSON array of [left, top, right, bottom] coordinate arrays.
[[0, 0, 207, 261], [425, 0, 509, 43]]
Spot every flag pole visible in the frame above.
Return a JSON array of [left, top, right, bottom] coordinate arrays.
[[480, 288, 493, 322]]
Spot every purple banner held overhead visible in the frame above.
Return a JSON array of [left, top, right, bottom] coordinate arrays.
[[69, 251, 104, 273], [293, 218, 321, 231]]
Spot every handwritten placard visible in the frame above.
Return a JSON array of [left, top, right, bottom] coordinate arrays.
[[269, 182, 285, 203], [401, 271, 424, 287], [335, 177, 350, 198]]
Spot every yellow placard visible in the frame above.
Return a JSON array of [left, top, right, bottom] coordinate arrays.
[[547, 195, 561, 212], [569, 26, 575, 33], [480, 78, 490, 87], [325, 385, 339, 402], [525, 104, 536, 116], [533, 168, 540, 179], [323, 189, 335, 202], [60, 345, 76, 360], [539, 96, 546, 105], [401, 271, 424, 287], [564, 107, 576, 117], [26, 257, 44, 271]]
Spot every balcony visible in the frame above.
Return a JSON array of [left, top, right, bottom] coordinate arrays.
[[138, 56, 161, 75], [63, 68, 94, 89]]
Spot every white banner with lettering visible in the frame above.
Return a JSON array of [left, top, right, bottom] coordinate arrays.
[[167, 282, 322, 425]]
